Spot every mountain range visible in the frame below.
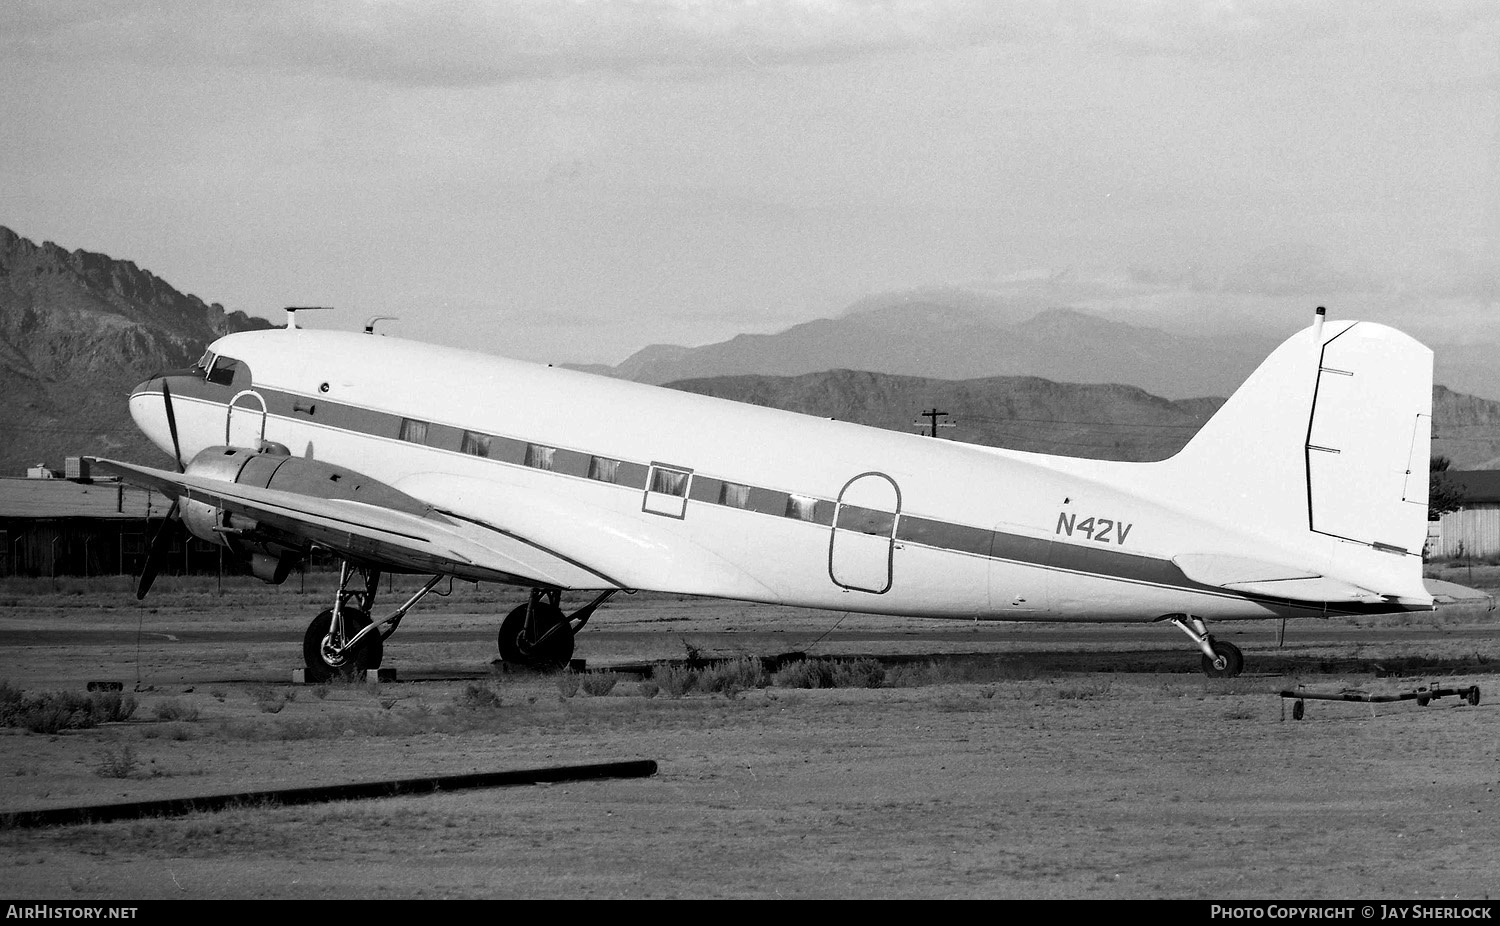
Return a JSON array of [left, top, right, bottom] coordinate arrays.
[[0, 226, 272, 473], [2, 224, 1498, 475], [576, 290, 1282, 400]]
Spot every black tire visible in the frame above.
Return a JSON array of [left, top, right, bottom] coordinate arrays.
[[497, 601, 574, 671], [302, 607, 383, 681], [1291, 700, 1304, 721], [1201, 639, 1244, 679], [1468, 687, 1481, 706]]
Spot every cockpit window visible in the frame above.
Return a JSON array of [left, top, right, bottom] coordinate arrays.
[[206, 355, 242, 386]]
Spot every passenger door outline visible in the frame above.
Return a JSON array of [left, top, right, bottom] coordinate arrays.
[[828, 472, 901, 594]]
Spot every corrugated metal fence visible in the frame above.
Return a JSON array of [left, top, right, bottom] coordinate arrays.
[[1430, 507, 1500, 560]]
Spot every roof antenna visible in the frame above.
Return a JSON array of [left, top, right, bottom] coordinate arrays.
[[365, 316, 398, 335], [284, 306, 334, 330]]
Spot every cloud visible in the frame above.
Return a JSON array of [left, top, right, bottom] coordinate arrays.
[[1, 1, 1036, 86], [21, 0, 1493, 88], [1217, 243, 1386, 298]]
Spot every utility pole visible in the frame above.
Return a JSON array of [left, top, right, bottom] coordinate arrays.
[[913, 408, 956, 438]]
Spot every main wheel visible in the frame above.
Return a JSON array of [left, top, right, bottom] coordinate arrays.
[[1201, 639, 1244, 679], [497, 601, 574, 671], [302, 607, 383, 682]]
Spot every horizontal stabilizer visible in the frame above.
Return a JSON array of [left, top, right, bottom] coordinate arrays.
[[1174, 553, 1381, 603], [1221, 576, 1384, 602], [1424, 578, 1496, 611], [1173, 553, 1320, 585]]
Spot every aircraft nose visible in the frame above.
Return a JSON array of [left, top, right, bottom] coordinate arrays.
[[129, 370, 196, 469], [131, 374, 164, 400]]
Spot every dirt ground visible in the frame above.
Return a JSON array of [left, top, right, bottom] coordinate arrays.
[[0, 572, 1496, 900]]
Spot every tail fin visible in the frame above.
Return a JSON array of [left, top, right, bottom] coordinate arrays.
[[1154, 316, 1433, 600]]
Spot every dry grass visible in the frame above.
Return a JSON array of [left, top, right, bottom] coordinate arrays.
[[0, 682, 137, 733], [151, 699, 200, 722]]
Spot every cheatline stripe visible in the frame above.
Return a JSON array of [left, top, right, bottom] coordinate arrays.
[[139, 379, 1424, 615]]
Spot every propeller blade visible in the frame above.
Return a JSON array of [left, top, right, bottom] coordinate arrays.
[[161, 377, 184, 472], [136, 499, 181, 601]]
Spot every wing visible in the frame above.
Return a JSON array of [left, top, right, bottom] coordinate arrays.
[[89, 458, 623, 590]]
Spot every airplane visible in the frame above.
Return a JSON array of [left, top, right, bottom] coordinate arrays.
[[89, 305, 1437, 680]]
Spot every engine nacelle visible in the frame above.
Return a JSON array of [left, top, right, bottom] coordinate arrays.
[[176, 445, 431, 584]]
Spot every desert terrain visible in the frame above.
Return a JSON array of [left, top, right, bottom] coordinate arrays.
[[0, 568, 1496, 900]]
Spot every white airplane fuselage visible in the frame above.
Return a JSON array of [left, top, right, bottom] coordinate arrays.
[[127, 319, 1435, 627]]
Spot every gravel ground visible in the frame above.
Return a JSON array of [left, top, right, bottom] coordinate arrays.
[[0, 576, 1496, 899]]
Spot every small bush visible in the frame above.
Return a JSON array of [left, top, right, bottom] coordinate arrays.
[[831, 658, 885, 689], [94, 745, 140, 779], [0, 680, 25, 719], [455, 682, 503, 710], [698, 657, 767, 696], [772, 659, 834, 689], [85, 690, 138, 724], [637, 680, 660, 699], [248, 686, 288, 714], [656, 664, 697, 698], [0, 688, 137, 733], [579, 671, 618, 697], [152, 699, 199, 722], [555, 672, 582, 699], [884, 662, 929, 688]]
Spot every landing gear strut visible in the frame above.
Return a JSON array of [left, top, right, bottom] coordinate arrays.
[[301, 561, 443, 681], [497, 588, 618, 671], [1163, 614, 1245, 678]]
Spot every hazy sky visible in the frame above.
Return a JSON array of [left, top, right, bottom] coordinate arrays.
[[2, 1, 1496, 364]]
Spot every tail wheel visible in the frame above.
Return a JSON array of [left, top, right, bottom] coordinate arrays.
[[1201, 639, 1244, 679], [303, 607, 383, 681], [498, 601, 574, 671]]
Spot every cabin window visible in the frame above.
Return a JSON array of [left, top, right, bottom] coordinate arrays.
[[460, 431, 492, 457], [587, 456, 620, 483], [718, 481, 750, 509], [206, 356, 241, 386], [650, 466, 690, 496], [643, 463, 692, 518], [398, 418, 429, 444], [785, 494, 819, 521], [524, 443, 556, 471]]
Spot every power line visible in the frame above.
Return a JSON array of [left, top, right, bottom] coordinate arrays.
[[912, 408, 956, 437]]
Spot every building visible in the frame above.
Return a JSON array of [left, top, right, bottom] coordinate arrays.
[[1428, 470, 1500, 560], [0, 469, 206, 578]]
